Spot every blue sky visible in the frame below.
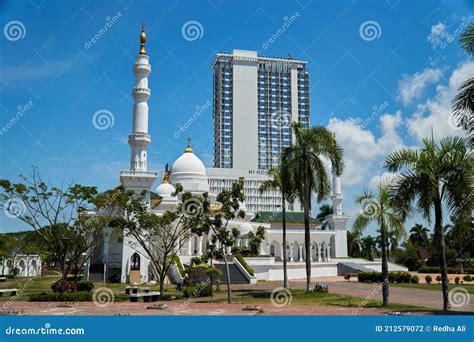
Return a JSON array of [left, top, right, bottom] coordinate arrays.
[[1, 0, 473, 234]]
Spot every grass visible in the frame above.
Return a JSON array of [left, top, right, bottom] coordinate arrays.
[[390, 282, 474, 294], [0, 276, 431, 310], [210, 288, 430, 310]]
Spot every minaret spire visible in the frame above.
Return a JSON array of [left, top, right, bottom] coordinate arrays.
[[120, 25, 157, 194], [139, 23, 146, 55]]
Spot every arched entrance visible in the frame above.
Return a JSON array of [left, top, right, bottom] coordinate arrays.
[[129, 253, 141, 284], [292, 242, 300, 262], [270, 241, 281, 260]]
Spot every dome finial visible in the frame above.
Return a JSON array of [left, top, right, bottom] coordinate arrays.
[[185, 137, 193, 153], [139, 23, 147, 55]]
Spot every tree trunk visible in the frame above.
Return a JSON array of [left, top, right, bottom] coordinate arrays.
[[282, 195, 289, 289], [303, 179, 311, 292], [380, 222, 389, 307], [434, 199, 449, 311], [159, 273, 165, 299], [223, 255, 232, 304]]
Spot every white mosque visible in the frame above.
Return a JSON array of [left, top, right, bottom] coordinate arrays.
[[89, 26, 405, 284]]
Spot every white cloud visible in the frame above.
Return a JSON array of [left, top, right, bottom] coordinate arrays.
[[406, 61, 473, 142], [427, 22, 449, 49], [327, 111, 404, 186], [368, 172, 399, 189], [396, 68, 443, 105]]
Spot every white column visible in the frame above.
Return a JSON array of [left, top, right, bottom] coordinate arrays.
[[188, 238, 192, 256], [290, 244, 294, 262], [327, 245, 331, 261], [198, 236, 203, 255], [299, 243, 303, 262]]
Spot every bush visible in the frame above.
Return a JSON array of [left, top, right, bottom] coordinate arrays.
[[425, 275, 432, 284], [436, 275, 442, 283], [190, 257, 203, 267], [235, 254, 254, 276], [410, 275, 419, 284], [344, 274, 351, 281], [30, 292, 92, 302], [454, 276, 460, 284], [182, 282, 212, 298], [463, 275, 472, 283], [51, 280, 77, 293], [76, 281, 94, 292], [396, 272, 412, 283], [357, 271, 412, 283]]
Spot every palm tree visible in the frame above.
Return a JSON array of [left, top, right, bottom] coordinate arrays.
[[385, 136, 473, 310], [259, 166, 292, 289], [281, 123, 343, 291], [352, 184, 405, 306], [346, 230, 362, 257], [360, 236, 376, 261], [453, 24, 474, 147], [409, 223, 430, 247], [316, 204, 333, 230]]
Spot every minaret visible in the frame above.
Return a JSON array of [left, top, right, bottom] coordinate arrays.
[[120, 24, 157, 195], [326, 132, 349, 258]]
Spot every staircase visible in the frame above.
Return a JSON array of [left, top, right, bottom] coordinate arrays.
[[215, 262, 250, 284], [337, 261, 374, 275]]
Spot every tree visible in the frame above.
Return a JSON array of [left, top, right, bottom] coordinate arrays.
[[0, 168, 116, 294], [360, 236, 376, 261], [110, 188, 193, 297], [352, 184, 405, 306], [409, 223, 430, 247], [316, 204, 333, 230], [281, 123, 343, 291], [453, 24, 474, 147], [385, 136, 473, 310], [259, 166, 292, 289], [181, 178, 247, 304], [346, 230, 361, 257]]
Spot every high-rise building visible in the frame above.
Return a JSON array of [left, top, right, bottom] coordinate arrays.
[[212, 49, 310, 171]]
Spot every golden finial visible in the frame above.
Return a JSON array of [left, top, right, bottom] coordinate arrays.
[[139, 23, 147, 55], [184, 137, 193, 153], [162, 172, 170, 184]]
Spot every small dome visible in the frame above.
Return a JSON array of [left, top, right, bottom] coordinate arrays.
[[239, 222, 253, 235], [155, 182, 175, 197]]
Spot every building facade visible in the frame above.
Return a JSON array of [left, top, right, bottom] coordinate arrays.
[[212, 49, 310, 171]]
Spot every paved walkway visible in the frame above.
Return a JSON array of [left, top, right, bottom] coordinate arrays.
[[1, 301, 431, 316]]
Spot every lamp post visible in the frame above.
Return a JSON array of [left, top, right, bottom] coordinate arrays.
[[59, 237, 71, 295]]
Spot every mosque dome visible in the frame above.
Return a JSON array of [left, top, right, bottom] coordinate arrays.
[[155, 182, 175, 197], [169, 143, 210, 194]]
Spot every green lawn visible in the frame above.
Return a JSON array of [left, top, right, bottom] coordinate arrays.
[[0, 276, 430, 310], [390, 283, 474, 294]]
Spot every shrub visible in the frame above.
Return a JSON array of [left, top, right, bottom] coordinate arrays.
[[206, 267, 222, 283], [51, 280, 77, 293], [235, 254, 254, 276], [454, 276, 460, 284], [190, 257, 203, 267], [463, 275, 472, 283], [30, 292, 92, 302], [182, 282, 212, 298], [410, 275, 419, 284], [425, 275, 432, 284], [76, 281, 94, 292], [344, 274, 351, 281], [435, 275, 442, 283], [396, 272, 412, 283]]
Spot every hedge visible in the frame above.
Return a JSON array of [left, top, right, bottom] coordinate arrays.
[[30, 292, 93, 302], [235, 254, 254, 276], [182, 282, 212, 298], [417, 266, 474, 274], [357, 271, 414, 283]]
